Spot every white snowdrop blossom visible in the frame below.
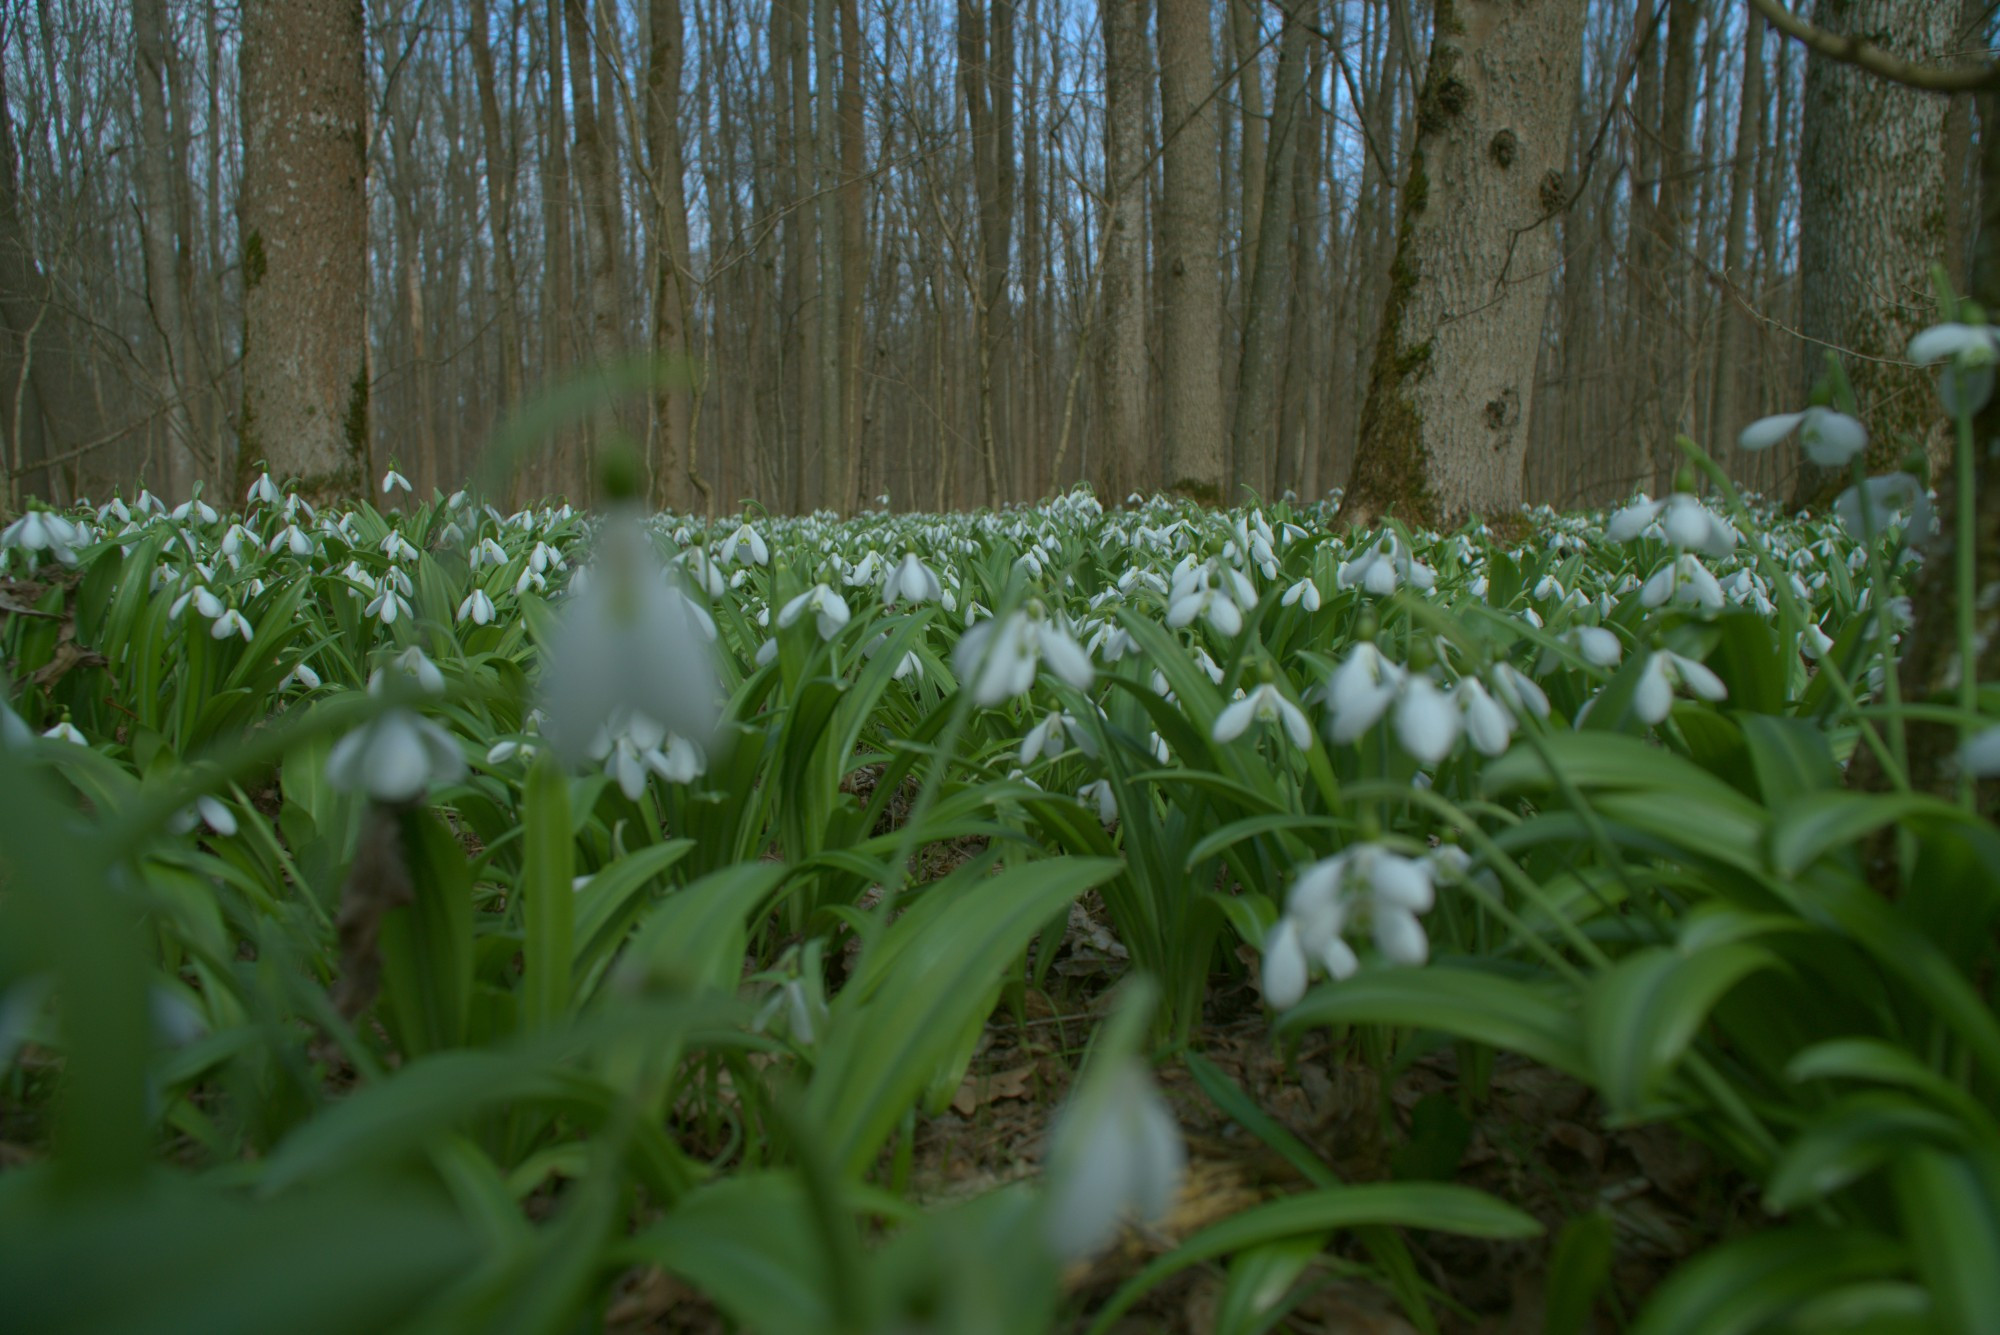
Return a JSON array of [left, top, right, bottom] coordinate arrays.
[[1337, 532, 1436, 596], [1322, 643, 1405, 745], [1078, 779, 1118, 827], [457, 587, 496, 625], [1959, 725, 2000, 777], [1834, 474, 1931, 542], [1213, 682, 1314, 751], [953, 603, 1093, 707], [1261, 844, 1440, 1009], [1041, 1057, 1185, 1260], [1393, 675, 1459, 765], [245, 473, 281, 506], [170, 795, 239, 838], [1454, 677, 1515, 757], [1738, 406, 1868, 467], [381, 468, 413, 495], [720, 523, 770, 566], [777, 583, 853, 640], [2, 510, 82, 565], [882, 552, 943, 604], [1605, 493, 1737, 558], [538, 515, 723, 766], [1633, 650, 1729, 726], [371, 645, 446, 697], [326, 709, 465, 803], [1019, 710, 1071, 765], [1640, 553, 1726, 613], [1280, 577, 1322, 611], [43, 719, 88, 746], [209, 608, 254, 641]]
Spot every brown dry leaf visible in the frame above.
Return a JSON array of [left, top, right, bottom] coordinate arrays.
[[950, 1061, 1039, 1116]]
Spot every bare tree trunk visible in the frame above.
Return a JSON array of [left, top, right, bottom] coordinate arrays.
[[239, 0, 368, 495], [1709, 8, 1765, 460], [1792, 0, 1952, 507], [469, 0, 526, 420], [540, 0, 577, 496], [564, 0, 624, 479], [1338, 0, 1583, 529], [836, 0, 866, 508], [1097, 0, 1148, 501], [1230, 0, 1304, 502], [134, 0, 206, 497], [647, 0, 697, 512], [960, 0, 1017, 507], [1157, 0, 1224, 500]]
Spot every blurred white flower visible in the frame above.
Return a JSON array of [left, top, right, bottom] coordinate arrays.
[[170, 794, 239, 838], [538, 516, 722, 766], [1042, 1057, 1185, 1260], [43, 719, 87, 745], [381, 468, 413, 494], [457, 587, 496, 625], [1606, 493, 1736, 558], [1834, 474, 1931, 541], [1959, 724, 2000, 777], [882, 552, 943, 604], [1633, 650, 1728, 726], [326, 709, 464, 803], [954, 603, 1093, 707], [1262, 843, 1439, 1009], [1640, 553, 1725, 613], [1737, 406, 1868, 467], [721, 523, 769, 566], [1323, 642, 1405, 745], [1280, 577, 1321, 611], [1078, 778, 1118, 826]]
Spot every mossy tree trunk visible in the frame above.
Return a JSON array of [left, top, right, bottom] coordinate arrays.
[[238, 0, 367, 497], [1339, 0, 1583, 532]]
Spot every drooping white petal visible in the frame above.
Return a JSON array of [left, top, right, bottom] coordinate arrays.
[[1373, 907, 1429, 967], [1212, 693, 1258, 744], [1394, 676, 1460, 765], [1261, 918, 1310, 1009], [1633, 653, 1675, 726], [1798, 408, 1869, 467], [1736, 411, 1806, 451], [1959, 724, 2000, 777]]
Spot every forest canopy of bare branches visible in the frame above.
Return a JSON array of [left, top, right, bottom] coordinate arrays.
[[0, 0, 1985, 515]]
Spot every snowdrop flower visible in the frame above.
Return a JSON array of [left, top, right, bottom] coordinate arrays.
[[1572, 625, 1623, 668], [1489, 662, 1551, 721], [1834, 474, 1931, 541], [777, 583, 852, 640], [43, 719, 87, 745], [1280, 577, 1322, 611], [1959, 724, 2000, 777], [326, 709, 465, 803], [1078, 779, 1118, 827], [1801, 622, 1834, 659], [210, 608, 254, 641], [1262, 843, 1439, 1009], [382, 531, 420, 563], [2, 509, 81, 565], [457, 587, 496, 625], [953, 603, 1093, 707], [1454, 677, 1515, 756], [372, 646, 446, 697], [172, 585, 226, 621], [1322, 643, 1405, 745], [171, 496, 219, 525], [381, 467, 413, 495], [1640, 553, 1725, 613], [246, 472, 281, 506], [1019, 710, 1074, 765], [1213, 682, 1313, 751], [365, 582, 412, 625], [283, 661, 322, 691], [469, 537, 509, 570], [1908, 323, 2000, 414], [1738, 406, 1868, 467], [882, 552, 943, 604], [538, 515, 721, 766], [1042, 1057, 1185, 1260], [1606, 493, 1736, 558], [720, 522, 769, 566], [1337, 532, 1436, 596], [170, 795, 239, 838], [1633, 650, 1728, 726], [1393, 675, 1459, 765]]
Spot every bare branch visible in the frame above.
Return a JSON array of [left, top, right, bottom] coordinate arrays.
[[1748, 0, 2000, 93]]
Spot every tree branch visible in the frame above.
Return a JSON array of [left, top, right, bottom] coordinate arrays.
[[1747, 0, 2000, 93]]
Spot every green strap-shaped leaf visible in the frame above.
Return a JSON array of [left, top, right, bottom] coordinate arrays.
[[519, 754, 574, 1029], [1584, 942, 1772, 1115], [1281, 965, 1588, 1080]]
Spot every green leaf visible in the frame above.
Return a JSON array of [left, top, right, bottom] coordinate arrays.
[[1281, 965, 1588, 1080], [519, 754, 574, 1029], [1085, 1184, 1540, 1334], [617, 1174, 832, 1333], [1544, 1212, 1614, 1335], [1894, 1148, 2000, 1335], [1767, 792, 1962, 878], [571, 839, 694, 981], [377, 809, 475, 1056], [1584, 942, 1772, 1114], [1632, 1226, 1907, 1335], [1766, 1094, 1965, 1213]]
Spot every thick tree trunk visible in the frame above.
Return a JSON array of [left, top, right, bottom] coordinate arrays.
[[1338, 0, 1583, 530], [238, 0, 368, 495], [1156, 0, 1224, 501], [960, 0, 1017, 507], [1709, 9, 1766, 460], [1791, 0, 1951, 508], [564, 0, 625, 478], [813, 0, 847, 509], [1096, 0, 1148, 502]]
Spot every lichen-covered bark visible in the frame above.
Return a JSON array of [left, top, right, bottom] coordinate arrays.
[[1793, 0, 1951, 508], [1340, 0, 1583, 531], [238, 0, 367, 495]]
